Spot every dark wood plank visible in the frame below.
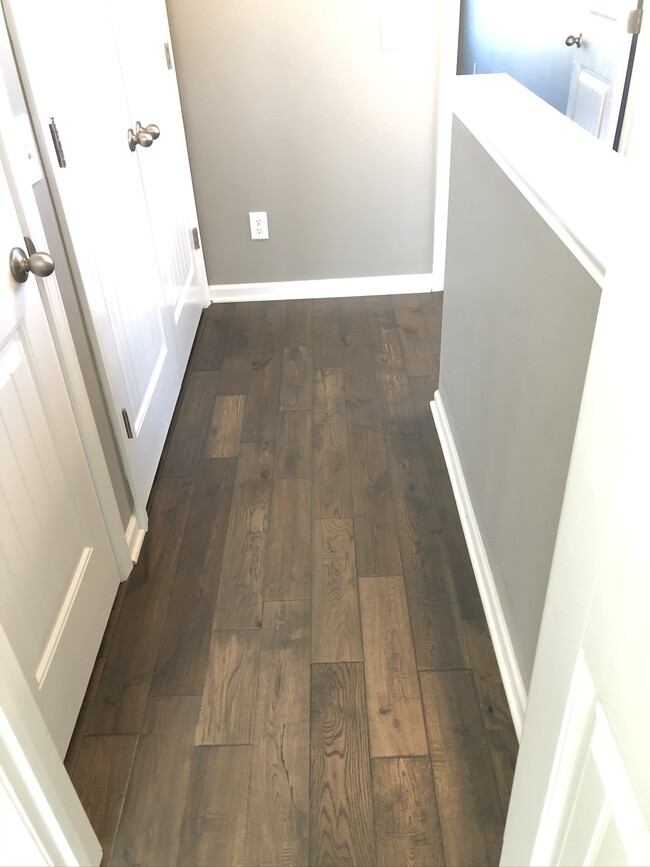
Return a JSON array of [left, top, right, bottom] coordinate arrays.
[[347, 406, 402, 576], [265, 477, 312, 601], [65, 654, 106, 774], [313, 298, 344, 367], [160, 371, 220, 477], [191, 302, 231, 371], [276, 410, 311, 478], [284, 298, 313, 346], [358, 576, 428, 758], [195, 629, 261, 745], [385, 434, 469, 670], [241, 353, 283, 443], [177, 745, 251, 867], [312, 421, 353, 519], [313, 366, 346, 425], [342, 299, 378, 401], [150, 459, 238, 696], [214, 442, 275, 630], [218, 301, 261, 394], [395, 305, 437, 377], [203, 394, 246, 457], [245, 601, 310, 866], [312, 518, 362, 663], [372, 757, 445, 867], [280, 345, 313, 411], [68, 735, 137, 864], [366, 295, 397, 331], [420, 670, 505, 866], [462, 617, 518, 814], [372, 325, 418, 435], [86, 477, 195, 734], [110, 696, 200, 867], [310, 662, 376, 866]]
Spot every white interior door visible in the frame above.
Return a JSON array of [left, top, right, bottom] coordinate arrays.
[[3, 0, 208, 513], [565, 0, 636, 144], [0, 121, 119, 757], [501, 79, 650, 865], [109, 0, 208, 371]]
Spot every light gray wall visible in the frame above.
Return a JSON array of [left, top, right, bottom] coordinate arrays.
[[457, 0, 576, 113], [439, 117, 601, 688], [166, 0, 438, 285]]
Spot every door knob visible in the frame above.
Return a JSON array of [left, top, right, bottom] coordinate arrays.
[[565, 33, 583, 47], [9, 247, 55, 283], [127, 121, 161, 151]]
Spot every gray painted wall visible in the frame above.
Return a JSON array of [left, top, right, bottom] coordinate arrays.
[[166, 0, 438, 286], [439, 117, 600, 688], [457, 0, 576, 113]]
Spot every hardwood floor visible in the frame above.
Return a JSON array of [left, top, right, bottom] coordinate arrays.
[[65, 293, 518, 866]]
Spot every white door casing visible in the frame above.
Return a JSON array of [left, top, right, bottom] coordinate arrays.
[[565, 0, 636, 144], [501, 36, 650, 863], [0, 109, 119, 755], [4, 0, 209, 515]]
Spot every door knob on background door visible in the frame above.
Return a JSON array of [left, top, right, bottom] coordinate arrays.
[[9, 247, 55, 283], [565, 33, 583, 47], [127, 121, 161, 151]]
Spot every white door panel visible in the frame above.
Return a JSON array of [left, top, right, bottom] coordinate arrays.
[[0, 143, 118, 755], [566, 2, 634, 145]]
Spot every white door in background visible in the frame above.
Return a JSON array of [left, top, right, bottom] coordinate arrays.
[[501, 97, 650, 864], [4, 0, 208, 515], [0, 121, 119, 757], [565, 0, 637, 145], [109, 0, 208, 372]]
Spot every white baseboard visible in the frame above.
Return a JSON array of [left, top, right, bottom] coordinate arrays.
[[210, 273, 438, 303], [125, 513, 146, 569], [431, 391, 527, 740]]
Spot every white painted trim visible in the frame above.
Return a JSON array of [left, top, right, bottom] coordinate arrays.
[[210, 273, 437, 303], [431, 391, 527, 739], [125, 513, 146, 567]]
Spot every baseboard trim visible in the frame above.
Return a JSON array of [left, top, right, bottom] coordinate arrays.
[[125, 513, 146, 569], [431, 391, 527, 740], [209, 273, 437, 303]]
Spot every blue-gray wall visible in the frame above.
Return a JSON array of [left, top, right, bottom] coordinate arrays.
[[457, 0, 577, 113]]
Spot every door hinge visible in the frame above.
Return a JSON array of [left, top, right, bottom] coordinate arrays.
[[48, 118, 66, 168], [164, 41, 174, 70], [122, 409, 134, 439], [192, 227, 201, 250], [628, 8, 643, 34]]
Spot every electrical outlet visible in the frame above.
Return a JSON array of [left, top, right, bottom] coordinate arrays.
[[249, 211, 269, 240]]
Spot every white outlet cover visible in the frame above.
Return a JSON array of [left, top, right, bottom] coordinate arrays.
[[249, 211, 269, 240]]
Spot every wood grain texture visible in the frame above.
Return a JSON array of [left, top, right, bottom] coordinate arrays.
[[280, 345, 313, 411], [313, 298, 343, 367], [195, 630, 261, 745], [245, 601, 310, 867], [348, 409, 402, 577], [177, 746, 251, 867], [420, 670, 505, 866], [359, 576, 428, 758], [191, 302, 231, 371], [68, 735, 137, 864], [395, 306, 436, 377], [265, 477, 312, 601], [312, 422, 353, 519], [151, 459, 238, 696], [284, 298, 313, 347], [203, 394, 246, 457], [313, 367, 346, 425], [385, 434, 469, 670], [342, 302, 378, 401], [86, 477, 194, 734], [372, 757, 445, 867], [110, 696, 200, 867], [241, 353, 283, 443], [218, 301, 260, 394], [276, 410, 311, 478], [214, 442, 275, 629], [310, 662, 376, 866], [312, 518, 362, 663], [160, 371, 220, 477]]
